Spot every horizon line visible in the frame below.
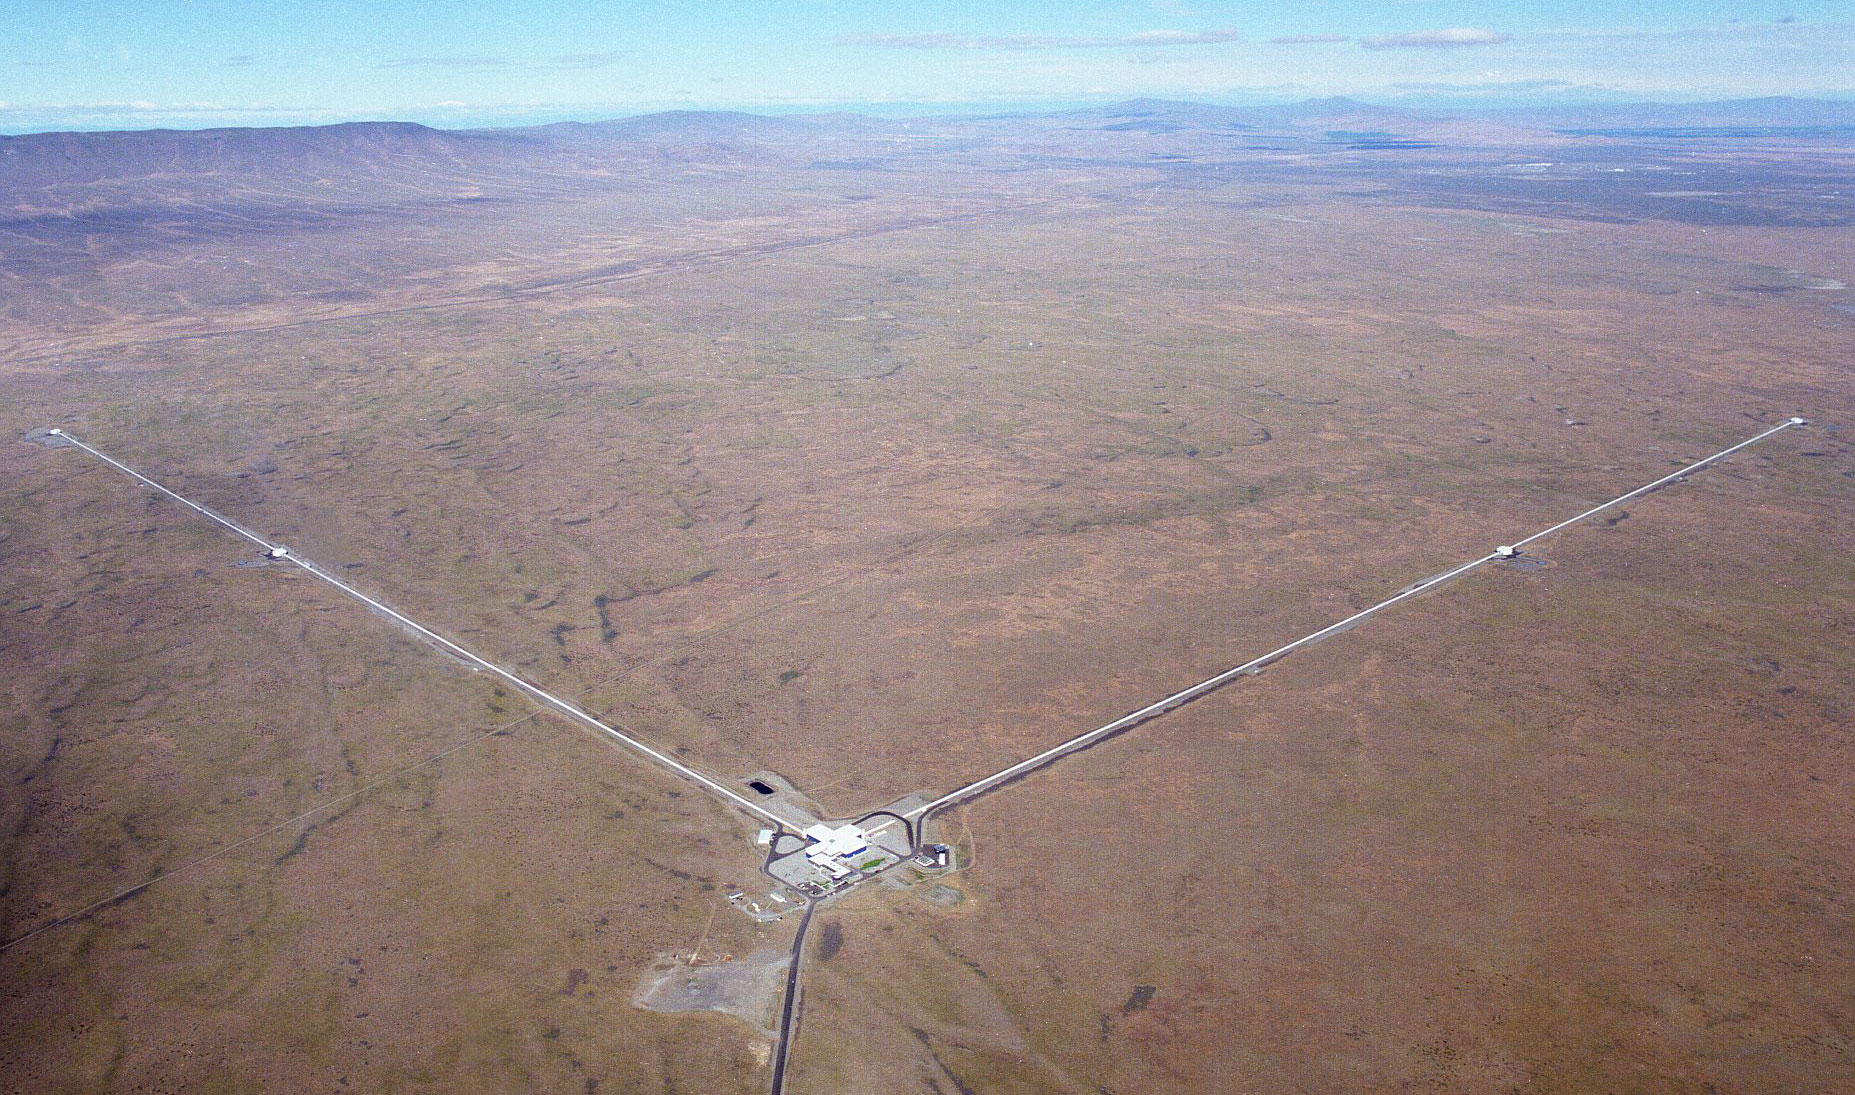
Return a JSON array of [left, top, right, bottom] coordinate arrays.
[[5, 89, 1855, 139]]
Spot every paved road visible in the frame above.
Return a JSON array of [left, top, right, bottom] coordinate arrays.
[[48, 429, 793, 834], [768, 901, 818, 1095], [905, 416, 1807, 824]]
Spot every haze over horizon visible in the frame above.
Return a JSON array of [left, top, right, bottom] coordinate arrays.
[[3, 0, 1853, 134]]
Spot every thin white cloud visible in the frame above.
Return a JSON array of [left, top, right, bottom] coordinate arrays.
[[549, 51, 628, 70], [1, 100, 282, 115], [1272, 34, 1349, 45], [1360, 28, 1512, 50], [372, 52, 628, 72], [1526, 19, 1850, 42], [0, 100, 328, 130], [1393, 79, 1574, 91], [839, 29, 1242, 51], [1127, 29, 1239, 45], [375, 55, 511, 70]]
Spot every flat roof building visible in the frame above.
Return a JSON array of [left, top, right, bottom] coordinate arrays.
[[802, 823, 870, 867]]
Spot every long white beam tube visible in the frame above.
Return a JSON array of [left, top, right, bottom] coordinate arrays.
[[909, 417, 1805, 819], [48, 429, 793, 832]]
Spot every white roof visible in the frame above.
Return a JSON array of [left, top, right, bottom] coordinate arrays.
[[802, 822, 870, 859]]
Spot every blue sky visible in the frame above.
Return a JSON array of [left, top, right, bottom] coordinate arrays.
[[2, 1, 1851, 132]]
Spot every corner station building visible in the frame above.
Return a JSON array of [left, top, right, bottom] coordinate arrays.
[[802, 822, 871, 879]]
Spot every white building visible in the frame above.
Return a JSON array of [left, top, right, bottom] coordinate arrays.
[[802, 823, 870, 872]]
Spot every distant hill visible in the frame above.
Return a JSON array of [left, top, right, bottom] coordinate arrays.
[[7, 95, 1852, 173], [0, 110, 921, 195], [0, 121, 524, 188], [5, 93, 1850, 363], [6, 95, 1851, 197]]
